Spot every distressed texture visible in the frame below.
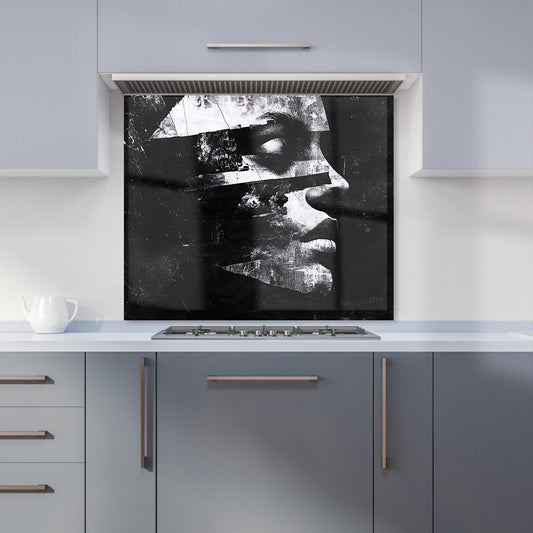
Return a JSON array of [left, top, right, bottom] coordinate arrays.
[[124, 95, 393, 319], [154, 95, 329, 137]]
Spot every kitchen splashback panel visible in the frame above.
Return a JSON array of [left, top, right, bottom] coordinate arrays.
[[124, 94, 393, 320]]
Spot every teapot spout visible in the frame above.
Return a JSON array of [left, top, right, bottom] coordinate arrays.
[[20, 296, 30, 319]]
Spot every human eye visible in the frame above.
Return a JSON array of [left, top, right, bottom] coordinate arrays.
[[256, 136, 286, 156], [245, 126, 295, 174], [250, 122, 293, 154], [240, 115, 308, 174]]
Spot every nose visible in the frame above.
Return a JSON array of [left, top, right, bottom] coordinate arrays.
[[305, 162, 349, 218]]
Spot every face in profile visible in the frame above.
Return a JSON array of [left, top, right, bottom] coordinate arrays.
[[152, 95, 349, 297]]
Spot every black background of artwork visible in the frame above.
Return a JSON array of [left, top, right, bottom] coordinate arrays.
[[124, 95, 393, 320]]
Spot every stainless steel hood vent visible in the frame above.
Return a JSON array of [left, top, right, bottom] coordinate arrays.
[[115, 79, 403, 95], [110, 74, 407, 95]]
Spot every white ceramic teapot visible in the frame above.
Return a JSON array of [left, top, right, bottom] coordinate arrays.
[[20, 296, 78, 333]]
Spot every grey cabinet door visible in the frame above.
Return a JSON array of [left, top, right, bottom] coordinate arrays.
[[374, 353, 432, 533], [98, 0, 421, 73], [0, 0, 100, 173], [420, 0, 533, 175], [158, 352, 373, 533], [434, 352, 533, 533], [86, 352, 156, 533]]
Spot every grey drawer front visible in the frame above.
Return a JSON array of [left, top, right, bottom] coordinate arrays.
[[0, 463, 83, 533], [0, 407, 84, 462], [0, 353, 84, 406]]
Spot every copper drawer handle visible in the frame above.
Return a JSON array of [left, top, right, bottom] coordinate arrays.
[[381, 357, 387, 469], [207, 43, 311, 49], [140, 357, 146, 469], [0, 376, 47, 382], [0, 484, 48, 492], [0, 431, 47, 438], [207, 376, 318, 382]]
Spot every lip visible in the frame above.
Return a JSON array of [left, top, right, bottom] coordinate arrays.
[[300, 218, 338, 243]]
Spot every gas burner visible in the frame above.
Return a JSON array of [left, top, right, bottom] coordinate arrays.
[[297, 325, 370, 336], [161, 326, 233, 337], [152, 325, 380, 340]]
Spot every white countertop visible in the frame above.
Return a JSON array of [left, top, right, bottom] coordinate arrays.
[[0, 330, 531, 352]]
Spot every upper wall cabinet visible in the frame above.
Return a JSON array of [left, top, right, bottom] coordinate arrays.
[[415, 0, 533, 177], [0, 0, 108, 177], [98, 0, 421, 73]]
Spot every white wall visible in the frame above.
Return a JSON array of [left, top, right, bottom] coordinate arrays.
[[0, 90, 532, 321]]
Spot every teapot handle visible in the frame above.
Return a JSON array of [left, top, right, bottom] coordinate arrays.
[[65, 299, 78, 324], [20, 296, 30, 319]]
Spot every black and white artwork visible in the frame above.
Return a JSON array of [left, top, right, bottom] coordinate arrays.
[[125, 94, 393, 320]]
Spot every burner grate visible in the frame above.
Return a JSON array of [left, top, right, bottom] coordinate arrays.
[[152, 325, 380, 340]]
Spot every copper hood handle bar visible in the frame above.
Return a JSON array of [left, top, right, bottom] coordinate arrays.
[[207, 43, 311, 49], [207, 376, 318, 382]]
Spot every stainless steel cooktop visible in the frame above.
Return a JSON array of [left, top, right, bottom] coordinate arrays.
[[152, 325, 380, 340]]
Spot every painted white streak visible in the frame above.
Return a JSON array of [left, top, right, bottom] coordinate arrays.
[[223, 259, 333, 294], [151, 95, 329, 138], [190, 159, 331, 189]]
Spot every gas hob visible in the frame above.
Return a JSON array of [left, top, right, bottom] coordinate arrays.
[[152, 325, 380, 340]]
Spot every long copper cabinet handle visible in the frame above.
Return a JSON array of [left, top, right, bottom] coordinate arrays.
[[381, 357, 387, 470], [0, 431, 47, 438], [206, 376, 318, 382], [0, 485, 48, 492], [140, 357, 146, 470], [0, 376, 47, 383]]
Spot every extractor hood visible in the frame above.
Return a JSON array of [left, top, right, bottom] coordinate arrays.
[[107, 73, 415, 95]]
